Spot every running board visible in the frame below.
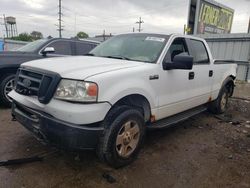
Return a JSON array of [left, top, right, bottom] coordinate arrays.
[[148, 105, 207, 129]]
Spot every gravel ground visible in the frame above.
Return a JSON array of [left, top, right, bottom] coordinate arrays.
[[0, 84, 250, 188]]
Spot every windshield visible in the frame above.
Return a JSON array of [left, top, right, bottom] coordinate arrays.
[[89, 34, 169, 63], [16, 39, 48, 52]]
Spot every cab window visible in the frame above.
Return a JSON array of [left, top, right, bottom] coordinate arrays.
[[189, 39, 209, 64], [164, 38, 189, 62]]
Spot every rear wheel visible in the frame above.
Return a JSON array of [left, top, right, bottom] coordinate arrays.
[[0, 74, 16, 107], [208, 86, 229, 114], [97, 106, 145, 168]]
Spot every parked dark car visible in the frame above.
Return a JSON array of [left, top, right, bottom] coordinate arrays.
[[0, 38, 100, 106]]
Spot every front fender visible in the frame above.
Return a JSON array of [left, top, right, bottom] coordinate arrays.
[[97, 77, 157, 109]]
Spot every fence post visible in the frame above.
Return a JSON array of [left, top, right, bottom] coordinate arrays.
[[247, 62, 250, 82]]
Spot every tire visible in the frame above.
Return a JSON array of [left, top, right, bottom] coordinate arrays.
[[97, 106, 145, 168], [208, 86, 229, 114], [0, 74, 16, 107]]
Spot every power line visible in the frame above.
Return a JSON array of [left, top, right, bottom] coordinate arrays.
[[4, 2, 187, 37], [135, 17, 144, 32], [64, 21, 132, 28], [63, 2, 186, 21]]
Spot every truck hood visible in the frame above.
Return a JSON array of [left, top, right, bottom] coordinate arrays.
[[22, 56, 145, 80]]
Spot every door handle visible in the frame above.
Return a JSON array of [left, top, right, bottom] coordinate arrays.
[[189, 72, 195, 80], [209, 70, 213, 77]]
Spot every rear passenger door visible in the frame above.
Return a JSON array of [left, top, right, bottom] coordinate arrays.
[[186, 38, 213, 106], [46, 40, 73, 56]]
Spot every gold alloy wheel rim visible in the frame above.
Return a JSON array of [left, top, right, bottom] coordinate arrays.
[[221, 93, 227, 111], [116, 120, 140, 158]]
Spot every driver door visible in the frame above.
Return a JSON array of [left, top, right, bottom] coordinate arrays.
[[157, 37, 194, 120]]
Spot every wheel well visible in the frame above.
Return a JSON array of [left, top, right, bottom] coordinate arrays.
[[0, 68, 18, 80], [113, 94, 151, 122], [229, 75, 236, 81]]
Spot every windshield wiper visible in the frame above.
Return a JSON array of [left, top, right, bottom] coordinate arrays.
[[102, 55, 132, 60]]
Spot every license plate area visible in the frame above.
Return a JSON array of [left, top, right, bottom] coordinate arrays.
[[14, 103, 41, 130]]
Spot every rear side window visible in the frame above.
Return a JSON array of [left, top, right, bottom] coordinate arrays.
[[75, 42, 97, 55], [48, 41, 72, 55], [190, 40, 209, 64]]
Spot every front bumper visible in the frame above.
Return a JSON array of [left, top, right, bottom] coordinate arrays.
[[8, 90, 111, 125], [12, 101, 104, 150]]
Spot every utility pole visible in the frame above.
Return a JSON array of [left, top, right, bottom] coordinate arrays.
[[58, 0, 63, 38], [136, 17, 144, 32], [248, 17, 250, 34], [103, 30, 106, 41], [74, 13, 77, 37]]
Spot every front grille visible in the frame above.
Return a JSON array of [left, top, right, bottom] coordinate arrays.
[[15, 68, 61, 104]]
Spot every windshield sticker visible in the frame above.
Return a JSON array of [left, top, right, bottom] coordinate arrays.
[[145, 37, 165, 42]]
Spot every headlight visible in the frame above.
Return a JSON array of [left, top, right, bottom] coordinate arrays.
[[54, 79, 98, 102]]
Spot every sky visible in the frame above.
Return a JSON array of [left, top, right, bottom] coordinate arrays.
[[0, 0, 249, 38]]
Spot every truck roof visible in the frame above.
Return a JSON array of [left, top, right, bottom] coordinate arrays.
[[117, 33, 171, 40], [114, 33, 205, 42], [170, 33, 207, 42]]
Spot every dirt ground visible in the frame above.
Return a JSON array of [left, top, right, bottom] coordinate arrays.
[[0, 84, 250, 188]]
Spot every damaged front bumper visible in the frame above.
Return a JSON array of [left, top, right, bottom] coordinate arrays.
[[12, 101, 104, 150]]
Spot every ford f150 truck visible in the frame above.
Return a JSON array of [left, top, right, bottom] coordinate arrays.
[[0, 38, 99, 106], [9, 33, 237, 168]]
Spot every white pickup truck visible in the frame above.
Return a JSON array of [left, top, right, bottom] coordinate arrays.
[[9, 33, 237, 167]]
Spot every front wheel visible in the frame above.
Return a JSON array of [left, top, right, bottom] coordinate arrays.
[[97, 106, 145, 168], [0, 74, 16, 107]]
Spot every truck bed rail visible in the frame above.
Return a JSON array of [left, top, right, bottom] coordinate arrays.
[[214, 60, 249, 65]]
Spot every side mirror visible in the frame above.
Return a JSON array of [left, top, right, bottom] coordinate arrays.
[[163, 54, 193, 70], [41, 47, 55, 56]]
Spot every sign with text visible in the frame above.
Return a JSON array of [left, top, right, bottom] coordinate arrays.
[[187, 0, 234, 34], [197, 0, 234, 34]]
